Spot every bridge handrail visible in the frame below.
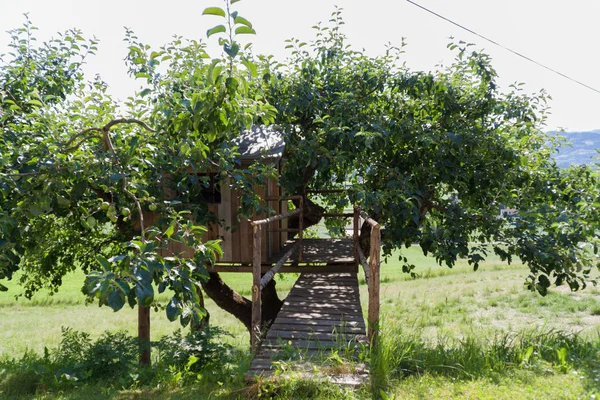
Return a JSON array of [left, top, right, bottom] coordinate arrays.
[[354, 206, 381, 344], [250, 195, 303, 353]]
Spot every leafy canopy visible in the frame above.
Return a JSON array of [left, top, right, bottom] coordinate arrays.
[[259, 11, 600, 294], [0, 2, 275, 325]]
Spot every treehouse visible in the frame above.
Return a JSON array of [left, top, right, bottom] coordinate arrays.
[[144, 125, 288, 264], [152, 124, 382, 381], [200, 124, 290, 265]]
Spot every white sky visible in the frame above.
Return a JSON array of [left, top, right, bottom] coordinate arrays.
[[1, 0, 598, 132]]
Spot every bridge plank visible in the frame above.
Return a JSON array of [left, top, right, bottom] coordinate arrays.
[[246, 272, 368, 383]]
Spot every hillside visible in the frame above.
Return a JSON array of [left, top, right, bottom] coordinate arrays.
[[553, 129, 600, 167]]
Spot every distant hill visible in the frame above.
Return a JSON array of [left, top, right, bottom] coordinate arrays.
[[552, 129, 600, 167]]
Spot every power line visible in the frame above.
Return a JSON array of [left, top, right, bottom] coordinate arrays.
[[406, 0, 600, 95]]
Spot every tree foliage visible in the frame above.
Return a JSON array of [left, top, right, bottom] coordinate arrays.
[[0, 2, 275, 330], [260, 10, 600, 294], [1, 3, 599, 354]]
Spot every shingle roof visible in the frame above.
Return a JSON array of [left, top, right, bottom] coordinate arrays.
[[234, 125, 285, 160]]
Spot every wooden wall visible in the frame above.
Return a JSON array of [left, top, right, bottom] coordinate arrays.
[[139, 164, 285, 264]]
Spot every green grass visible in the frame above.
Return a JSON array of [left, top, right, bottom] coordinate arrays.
[[1, 245, 600, 398]]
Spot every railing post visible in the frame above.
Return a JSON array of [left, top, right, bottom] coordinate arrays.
[[353, 206, 359, 271], [368, 224, 381, 344], [298, 196, 303, 262], [251, 224, 262, 353]]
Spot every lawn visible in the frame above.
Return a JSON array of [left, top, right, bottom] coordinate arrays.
[[1, 246, 600, 399]]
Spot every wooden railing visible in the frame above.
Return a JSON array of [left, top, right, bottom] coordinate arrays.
[[354, 206, 381, 344], [250, 196, 303, 353]]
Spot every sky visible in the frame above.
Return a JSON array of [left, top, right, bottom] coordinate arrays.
[[1, 0, 598, 132]]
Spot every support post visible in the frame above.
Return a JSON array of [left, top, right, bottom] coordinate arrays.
[[368, 224, 381, 344], [138, 305, 151, 365], [353, 206, 359, 271], [298, 196, 303, 262], [251, 224, 262, 353]]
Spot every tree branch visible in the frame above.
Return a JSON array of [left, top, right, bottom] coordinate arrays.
[[102, 123, 147, 242], [103, 118, 156, 133]]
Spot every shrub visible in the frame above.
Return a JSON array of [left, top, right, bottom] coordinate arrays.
[[155, 327, 235, 371]]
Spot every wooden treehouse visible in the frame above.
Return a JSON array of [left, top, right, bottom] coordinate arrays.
[[168, 126, 382, 383]]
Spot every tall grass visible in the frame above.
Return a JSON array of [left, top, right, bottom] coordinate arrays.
[[371, 321, 600, 395]]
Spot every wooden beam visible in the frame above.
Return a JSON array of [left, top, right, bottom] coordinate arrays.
[[359, 209, 380, 229], [305, 189, 346, 194], [251, 225, 262, 353], [260, 242, 300, 289], [210, 265, 357, 273], [353, 206, 359, 269], [298, 196, 303, 262], [252, 208, 301, 226], [368, 225, 381, 344], [263, 195, 302, 201]]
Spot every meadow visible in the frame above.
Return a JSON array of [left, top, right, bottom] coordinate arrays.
[[1, 246, 600, 399]]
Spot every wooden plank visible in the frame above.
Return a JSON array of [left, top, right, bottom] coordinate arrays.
[[279, 304, 363, 313], [268, 178, 279, 257], [368, 225, 381, 344], [268, 324, 365, 333], [273, 317, 365, 327], [240, 215, 251, 263], [261, 339, 366, 350], [266, 331, 364, 341], [260, 242, 301, 289], [283, 295, 361, 303], [254, 348, 362, 359], [251, 225, 262, 353], [280, 196, 288, 254], [255, 183, 268, 259], [209, 265, 356, 273], [218, 178, 233, 261], [230, 190, 241, 261], [249, 272, 368, 380], [276, 312, 364, 322]]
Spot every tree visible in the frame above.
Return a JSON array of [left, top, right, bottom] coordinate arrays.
[[0, 3, 275, 365], [258, 12, 600, 295], [1, 5, 599, 365]]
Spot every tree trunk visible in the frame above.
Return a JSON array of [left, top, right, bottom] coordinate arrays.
[[138, 305, 151, 366], [287, 195, 325, 239], [201, 271, 284, 336], [360, 218, 371, 256]]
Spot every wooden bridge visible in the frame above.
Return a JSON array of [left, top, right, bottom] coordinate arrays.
[[238, 203, 381, 383]]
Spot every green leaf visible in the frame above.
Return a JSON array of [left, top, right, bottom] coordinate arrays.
[[166, 297, 180, 321], [234, 26, 256, 35], [165, 221, 176, 238], [224, 42, 240, 58], [95, 255, 111, 272], [27, 99, 43, 107], [135, 282, 154, 306], [108, 290, 126, 311], [0, 283, 8, 292], [86, 216, 96, 228], [234, 16, 253, 28], [207, 25, 226, 38], [202, 7, 226, 17]]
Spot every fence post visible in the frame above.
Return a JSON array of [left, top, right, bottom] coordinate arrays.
[[251, 224, 262, 353], [368, 224, 381, 344]]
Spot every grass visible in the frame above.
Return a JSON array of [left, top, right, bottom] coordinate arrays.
[[1, 245, 600, 398]]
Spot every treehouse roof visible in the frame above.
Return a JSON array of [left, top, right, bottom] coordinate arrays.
[[234, 125, 285, 161]]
